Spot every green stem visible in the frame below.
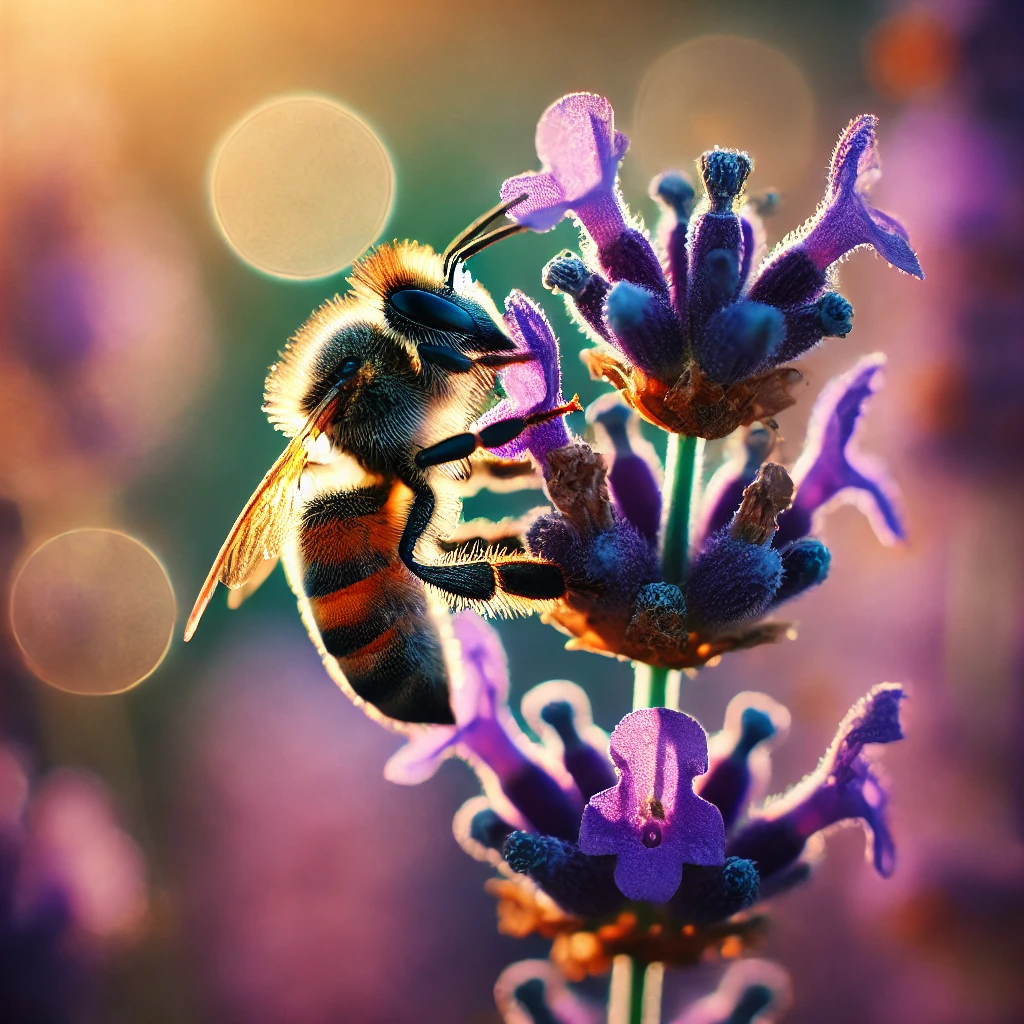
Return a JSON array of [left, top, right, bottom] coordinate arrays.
[[615, 432, 702, 1024], [628, 959, 646, 1024], [659, 433, 703, 588]]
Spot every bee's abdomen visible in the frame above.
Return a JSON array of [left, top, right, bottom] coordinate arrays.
[[298, 482, 453, 725]]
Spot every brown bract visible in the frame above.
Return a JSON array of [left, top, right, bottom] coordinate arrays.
[[544, 603, 793, 669], [581, 350, 803, 440], [485, 875, 764, 981]]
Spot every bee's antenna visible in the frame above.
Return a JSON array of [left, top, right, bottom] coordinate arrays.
[[444, 223, 527, 287], [442, 193, 528, 285]]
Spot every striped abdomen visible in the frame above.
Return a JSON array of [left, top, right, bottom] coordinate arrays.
[[291, 479, 454, 724]]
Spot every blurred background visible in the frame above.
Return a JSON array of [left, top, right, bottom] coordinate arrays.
[[2, 0, 1022, 1021]]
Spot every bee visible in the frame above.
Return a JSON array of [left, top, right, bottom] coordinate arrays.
[[184, 199, 577, 725]]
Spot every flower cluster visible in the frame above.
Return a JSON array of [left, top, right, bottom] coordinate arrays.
[[500, 94, 921, 439], [294, 89, 920, 1022], [521, 351, 902, 669], [388, 613, 906, 997]]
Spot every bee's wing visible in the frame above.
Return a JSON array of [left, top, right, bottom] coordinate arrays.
[[184, 390, 340, 641]]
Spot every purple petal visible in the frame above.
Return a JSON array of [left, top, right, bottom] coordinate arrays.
[[383, 724, 458, 785], [501, 93, 629, 247], [474, 291, 571, 463], [579, 708, 725, 903], [786, 354, 905, 545], [587, 395, 662, 541], [384, 610, 505, 784], [828, 682, 906, 778], [450, 610, 510, 724], [803, 115, 924, 278]]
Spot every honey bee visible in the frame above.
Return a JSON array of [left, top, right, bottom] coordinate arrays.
[[184, 199, 577, 725]]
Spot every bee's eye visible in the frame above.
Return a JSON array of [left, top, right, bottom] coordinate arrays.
[[337, 357, 360, 383], [388, 288, 475, 335]]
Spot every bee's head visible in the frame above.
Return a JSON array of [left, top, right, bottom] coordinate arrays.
[[349, 241, 514, 356], [264, 298, 486, 471]]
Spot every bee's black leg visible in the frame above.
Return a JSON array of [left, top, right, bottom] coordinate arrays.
[[399, 488, 565, 602], [399, 488, 497, 600], [415, 397, 583, 470]]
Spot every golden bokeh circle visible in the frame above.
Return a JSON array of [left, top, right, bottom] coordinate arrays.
[[632, 36, 816, 192], [209, 94, 394, 279], [11, 529, 176, 696]]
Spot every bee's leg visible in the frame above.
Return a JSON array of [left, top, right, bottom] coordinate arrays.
[[399, 488, 498, 600], [415, 397, 582, 470], [399, 489, 565, 602]]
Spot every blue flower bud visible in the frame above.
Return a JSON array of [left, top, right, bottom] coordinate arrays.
[[695, 301, 786, 384], [700, 707, 778, 830], [503, 832, 625, 917], [771, 292, 854, 366], [543, 250, 612, 344], [470, 807, 516, 853], [606, 280, 686, 377], [819, 292, 854, 336], [667, 857, 760, 923], [772, 539, 830, 605], [699, 150, 753, 214], [512, 979, 561, 1024], [598, 228, 670, 297], [590, 397, 662, 541], [653, 170, 696, 220], [686, 532, 783, 630], [539, 700, 617, 801]]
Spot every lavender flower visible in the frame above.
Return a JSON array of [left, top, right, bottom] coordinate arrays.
[[495, 959, 602, 1024], [728, 684, 906, 880], [698, 693, 790, 831], [578, 708, 726, 903], [502, 96, 921, 439], [473, 291, 575, 466], [670, 959, 791, 1024], [751, 116, 923, 314], [385, 612, 583, 840], [776, 353, 905, 546]]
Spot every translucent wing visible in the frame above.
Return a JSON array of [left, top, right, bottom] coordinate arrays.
[[184, 391, 340, 641]]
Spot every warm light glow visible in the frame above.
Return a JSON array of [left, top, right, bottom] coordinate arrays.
[[632, 36, 816, 192], [866, 11, 956, 101], [11, 529, 175, 695], [209, 94, 394, 279]]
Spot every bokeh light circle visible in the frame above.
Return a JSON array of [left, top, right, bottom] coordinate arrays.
[[632, 36, 816, 192], [11, 529, 175, 695], [209, 94, 394, 279]]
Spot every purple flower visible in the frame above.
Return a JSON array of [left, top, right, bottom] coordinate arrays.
[[494, 959, 602, 1024], [385, 612, 582, 839], [587, 395, 662, 542], [753, 116, 923, 299], [473, 292, 572, 466], [670, 959, 791, 1024], [727, 684, 906, 879], [777, 353, 905, 547], [578, 708, 725, 903], [805, 115, 924, 277], [500, 93, 629, 246]]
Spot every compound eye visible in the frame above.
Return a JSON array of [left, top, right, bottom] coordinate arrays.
[[388, 288, 476, 335], [337, 357, 360, 383]]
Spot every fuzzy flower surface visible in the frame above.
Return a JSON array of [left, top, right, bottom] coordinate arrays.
[[502, 95, 922, 439], [578, 708, 725, 903], [500, 93, 629, 245], [728, 684, 906, 879], [474, 291, 573, 465]]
